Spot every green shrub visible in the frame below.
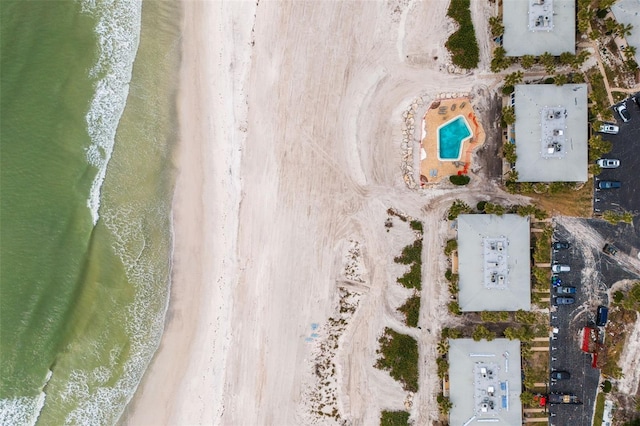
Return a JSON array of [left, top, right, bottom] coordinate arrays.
[[375, 328, 419, 392], [445, 0, 480, 69], [444, 239, 458, 256], [410, 220, 423, 232], [398, 295, 421, 328], [380, 411, 410, 426], [601, 380, 612, 393], [450, 174, 471, 185]]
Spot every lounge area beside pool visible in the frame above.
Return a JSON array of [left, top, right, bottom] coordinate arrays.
[[419, 95, 485, 185]]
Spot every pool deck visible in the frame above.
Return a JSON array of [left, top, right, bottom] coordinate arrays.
[[419, 97, 486, 186]]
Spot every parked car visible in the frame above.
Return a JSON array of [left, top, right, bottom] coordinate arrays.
[[598, 123, 619, 134], [552, 264, 571, 273], [598, 180, 621, 189], [553, 241, 571, 250], [615, 103, 631, 122], [596, 306, 609, 326], [555, 296, 575, 305], [556, 286, 577, 294], [551, 370, 571, 380], [603, 244, 618, 256], [597, 159, 620, 169]]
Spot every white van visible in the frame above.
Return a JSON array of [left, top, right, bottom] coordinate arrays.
[[551, 264, 570, 273]]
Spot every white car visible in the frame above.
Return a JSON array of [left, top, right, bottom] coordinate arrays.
[[597, 159, 620, 168], [615, 103, 631, 122], [598, 123, 619, 134], [552, 264, 571, 273]]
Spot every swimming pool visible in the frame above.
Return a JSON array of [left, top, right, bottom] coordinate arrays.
[[437, 115, 472, 161]]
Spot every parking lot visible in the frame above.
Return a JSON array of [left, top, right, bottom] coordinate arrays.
[[549, 219, 640, 425], [594, 93, 640, 224]]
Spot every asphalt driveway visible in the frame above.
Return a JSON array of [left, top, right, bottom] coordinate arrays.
[[594, 94, 640, 220]]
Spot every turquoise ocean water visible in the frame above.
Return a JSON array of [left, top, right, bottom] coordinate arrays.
[[1, 1, 180, 424]]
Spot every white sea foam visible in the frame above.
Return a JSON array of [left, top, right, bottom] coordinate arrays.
[[0, 371, 51, 426], [81, 0, 142, 225]]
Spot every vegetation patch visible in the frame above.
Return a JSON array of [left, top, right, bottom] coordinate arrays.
[[450, 174, 471, 185], [380, 410, 410, 426], [602, 210, 634, 225], [375, 328, 419, 392], [397, 294, 421, 328], [593, 392, 606, 426], [394, 239, 422, 290], [445, 0, 479, 69], [532, 226, 552, 264]]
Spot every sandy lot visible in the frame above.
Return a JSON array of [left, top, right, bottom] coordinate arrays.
[[121, 1, 513, 425]]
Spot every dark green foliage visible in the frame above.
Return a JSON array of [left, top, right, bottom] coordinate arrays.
[[476, 201, 487, 212], [395, 239, 422, 290], [444, 239, 458, 256], [472, 325, 496, 341], [380, 411, 410, 426], [436, 356, 449, 379], [503, 142, 517, 163], [448, 301, 461, 315], [398, 295, 421, 328], [437, 393, 453, 415], [450, 174, 471, 185], [601, 380, 612, 393], [501, 84, 514, 95], [395, 239, 422, 265], [410, 220, 423, 232], [488, 16, 504, 37], [445, 0, 480, 69], [613, 291, 624, 304], [375, 328, 419, 392], [491, 46, 511, 72], [447, 199, 472, 220], [480, 311, 510, 322], [514, 310, 538, 325], [397, 263, 421, 290]]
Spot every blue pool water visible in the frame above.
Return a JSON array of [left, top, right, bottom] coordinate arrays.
[[438, 116, 472, 161]]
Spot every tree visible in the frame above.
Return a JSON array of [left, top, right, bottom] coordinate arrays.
[[491, 46, 511, 72], [437, 394, 453, 415], [501, 106, 516, 126], [521, 55, 535, 69], [447, 199, 472, 220], [616, 22, 634, 38], [437, 339, 450, 355], [554, 74, 569, 86], [472, 325, 496, 341], [624, 45, 637, 62], [489, 16, 504, 37], [540, 52, 556, 74], [503, 142, 517, 163], [588, 134, 613, 161], [559, 51, 575, 66], [448, 301, 461, 315], [504, 70, 524, 86]]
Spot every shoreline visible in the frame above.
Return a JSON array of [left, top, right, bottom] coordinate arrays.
[[120, 1, 253, 423]]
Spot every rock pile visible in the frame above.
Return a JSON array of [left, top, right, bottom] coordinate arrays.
[[401, 97, 424, 190]]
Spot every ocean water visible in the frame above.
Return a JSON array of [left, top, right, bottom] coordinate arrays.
[[0, 1, 180, 424]]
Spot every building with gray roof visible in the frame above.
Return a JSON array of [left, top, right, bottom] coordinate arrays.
[[611, 0, 640, 66], [448, 339, 522, 426], [457, 214, 531, 312], [503, 0, 576, 56], [513, 83, 588, 182]]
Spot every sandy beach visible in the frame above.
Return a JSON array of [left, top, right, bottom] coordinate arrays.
[[122, 0, 507, 424]]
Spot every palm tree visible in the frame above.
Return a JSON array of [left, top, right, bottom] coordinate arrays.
[[504, 70, 524, 86], [540, 52, 556, 74], [520, 55, 535, 69], [616, 22, 633, 38], [437, 340, 449, 356], [624, 45, 637, 61]]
